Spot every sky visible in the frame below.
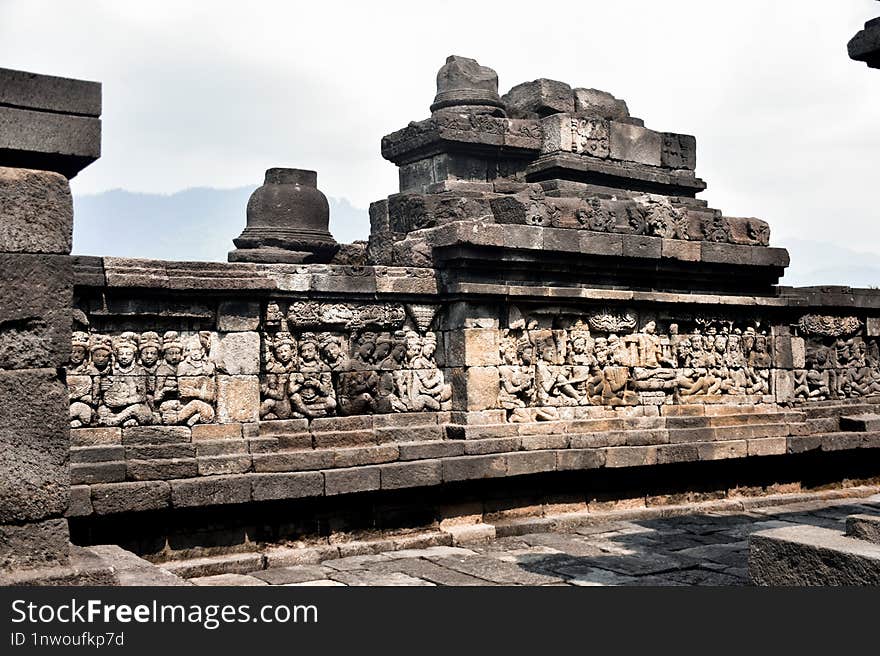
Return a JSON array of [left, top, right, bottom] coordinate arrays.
[[1, 1, 879, 266]]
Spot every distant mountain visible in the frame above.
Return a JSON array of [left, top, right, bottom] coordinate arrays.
[[73, 188, 880, 289], [776, 237, 880, 288], [72, 186, 369, 261]]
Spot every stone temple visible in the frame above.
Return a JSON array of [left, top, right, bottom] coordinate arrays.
[[2, 51, 880, 585]]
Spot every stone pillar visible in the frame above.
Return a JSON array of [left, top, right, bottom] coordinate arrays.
[[0, 67, 101, 571]]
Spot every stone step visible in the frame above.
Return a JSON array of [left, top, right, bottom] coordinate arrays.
[[840, 414, 880, 432], [845, 514, 880, 544], [800, 402, 879, 420]]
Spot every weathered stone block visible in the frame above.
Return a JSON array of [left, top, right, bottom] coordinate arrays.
[[70, 427, 122, 446], [0, 67, 101, 117], [605, 445, 655, 468], [170, 475, 251, 508], [846, 515, 880, 544], [446, 328, 500, 366], [450, 366, 500, 411], [70, 461, 125, 485], [332, 445, 399, 468], [503, 79, 574, 118], [0, 369, 69, 523], [398, 441, 466, 460], [0, 166, 73, 254], [609, 122, 662, 166], [556, 448, 606, 471], [217, 301, 260, 332], [380, 460, 443, 490], [579, 231, 623, 256], [324, 466, 381, 495], [573, 88, 630, 122], [90, 481, 170, 515], [660, 133, 696, 170], [124, 444, 195, 460], [773, 370, 795, 403], [0, 253, 72, 369], [0, 106, 101, 177], [251, 472, 323, 501], [540, 113, 610, 158], [442, 454, 507, 482], [197, 454, 252, 476], [71, 445, 125, 463], [252, 451, 333, 473], [661, 237, 700, 262], [122, 425, 191, 445], [191, 423, 242, 440], [698, 440, 747, 461], [621, 234, 661, 259], [747, 437, 787, 457], [214, 332, 260, 375], [506, 451, 557, 477], [67, 485, 92, 517], [216, 375, 260, 423], [0, 518, 69, 570], [750, 525, 880, 585], [464, 437, 520, 455], [126, 458, 198, 481]]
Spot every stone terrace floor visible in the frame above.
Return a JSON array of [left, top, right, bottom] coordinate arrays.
[[189, 495, 880, 586]]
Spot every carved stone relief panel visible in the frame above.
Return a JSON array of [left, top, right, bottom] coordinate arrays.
[[260, 301, 450, 420], [66, 330, 219, 427], [497, 306, 774, 421], [793, 314, 880, 401]]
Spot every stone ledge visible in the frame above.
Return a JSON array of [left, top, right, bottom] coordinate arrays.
[[749, 524, 880, 585]]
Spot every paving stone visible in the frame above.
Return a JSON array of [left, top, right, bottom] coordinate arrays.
[[250, 565, 331, 585], [322, 554, 394, 571], [556, 565, 639, 586], [286, 579, 347, 586], [329, 570, 435, 586], [517, 532, 606, 557], [190, 573, 269, 586], [428, 554, 565, 585], [368, 558, 496, 586]]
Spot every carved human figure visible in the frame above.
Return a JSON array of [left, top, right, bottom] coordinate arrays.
[[337, 331, 379, 416], [533, 331, 580, 407], [289, 332, 337, 418], [630, 321, 676, 391], [319, 332, 348, 371], [176, 333, 217, 425], [99, 332, 153, 427], [402, 331, 452, 412], [375, 331, 408, 413], [260, 332, 296, 420], [139, 331, 161, 402], [154, 331, 183, 409], [68, 331, 94, 427], [498, 334, 533, 421]]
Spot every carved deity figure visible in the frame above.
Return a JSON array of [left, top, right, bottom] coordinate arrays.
[[260, 332, 296, 420], [289, 332, 337, 418], [374, 331, 408, 413], [98, 332, 154, 427], [402, 331, 452, 411], [176, 333, 217, 425], [338, 331, 379, 416], [139, 331, 161, 402], [154, 331, 183, 408], [498, 334, 534, 421], [68, 331, 94, 427]]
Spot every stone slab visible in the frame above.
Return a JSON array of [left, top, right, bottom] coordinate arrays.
[[750, 525, 880, 585], [0, 67, 101, 117], [845, 514, 880, 545], [0, 166, 73, 254]]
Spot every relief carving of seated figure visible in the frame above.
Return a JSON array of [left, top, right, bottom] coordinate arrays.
[[375, 331, 408, 413], [805, 350, 831, 400], [98, 332, 154, 427], [533, 331, 581, 407], [337, 332, 379, 416], [139, 331, 161, 401], [567, 326, 603, 403], [154, 331, 183, 418], [289, 332, 337, 418], [175, 333, 217, 425], [847, 342, 880, 396], [68, 331, 94, 428], [629, 321, 676, 391], [260, 332, 296, 420], [404, 331, 452, 412], [499, 335, 536, 422]]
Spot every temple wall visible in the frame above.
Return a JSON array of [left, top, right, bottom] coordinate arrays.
[[64, 257, 880, 526]]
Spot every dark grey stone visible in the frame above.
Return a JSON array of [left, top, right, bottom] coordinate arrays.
[[90, 481, 171, 515], [430, 55, 504, 116], [0, 166, 73, 254], [324, 466, 381, 496], [251, 472, 324, 501], [750, 525, 880, 585], [0, 518, 69, 570], [503, 79, 574, 119], [0, 67, 101, 117], [845, 514, 880, 544], [0, 106, 101, 178], [170, 475, 251, 508], [230, 168, 338, 264], [0, 369, 69, 523], [0, 253, 72, 370]]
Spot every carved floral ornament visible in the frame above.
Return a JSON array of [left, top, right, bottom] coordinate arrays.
[[797, 314, 862, 337]]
